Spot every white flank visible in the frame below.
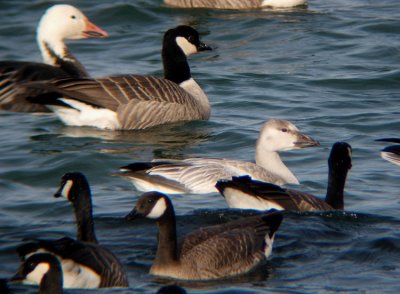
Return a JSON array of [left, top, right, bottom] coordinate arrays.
[[26, 262, 50, 285], [147, 197, 167, 219], [176, 37, 197, 56], [49, 99, 120, 130], [61, 180, 73, 199], [223, 188, 285, 211], [128, 178, 184, 195], [179, 78, 210, 116], [261, 0, 307, 8], [61, 259, 101, 288], [264, 234, 275, 258]]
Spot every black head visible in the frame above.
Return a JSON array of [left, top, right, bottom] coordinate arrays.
[[125, 192, 171, 221], [328, 142, 352, 172], [164, 25, 212, 56], [54, 172, 90, 202], [11, 253, 60, 282]]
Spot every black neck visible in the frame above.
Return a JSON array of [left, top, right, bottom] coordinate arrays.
[[162, 38, 191, 84], [155, 204, 178, 265], [44, 42, 89, 78], [40, 262, 63, 294], [325, 167, 348, 210], [73, 187, 98, 244]]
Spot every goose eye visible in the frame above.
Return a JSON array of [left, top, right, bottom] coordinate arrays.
[[188, 36, 195, 43], [71, 15, 76, 19], [281, 128, 288, 132], [148, 199, 154, 204]]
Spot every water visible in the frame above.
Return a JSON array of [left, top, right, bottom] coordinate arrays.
[[1, 0, 400, 293]]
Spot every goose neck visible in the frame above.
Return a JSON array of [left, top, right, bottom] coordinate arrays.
[[73, 189, 98, 244], [40, 264, 63, 294], [155, 207, 179, 266], [162, 40, 191, 85], [325, 168, 347, 210]]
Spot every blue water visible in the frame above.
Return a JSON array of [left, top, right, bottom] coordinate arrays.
[[1, 0, 400, 293]]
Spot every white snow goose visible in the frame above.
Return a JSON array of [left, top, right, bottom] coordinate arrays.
[[0, 4, 108, 112], [118, 119, 320, 194], [17, 25, 212, 130]]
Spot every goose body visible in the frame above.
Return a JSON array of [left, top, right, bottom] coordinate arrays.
[[12, 253, 64, 294], [118, 119, 319, 194], [126, 192, 283, 280], [377, 138, 400, 166], [15, 172, 128, 288], [0, 4, 108, 113], [164, 0, 307, 9], [216, 142, 352, 211], [20, 26, 211, 130]]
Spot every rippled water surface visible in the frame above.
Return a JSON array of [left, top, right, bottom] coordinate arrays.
[[1, 0, 400, 293]]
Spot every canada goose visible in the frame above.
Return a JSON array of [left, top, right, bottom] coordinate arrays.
[[164, 0, 307, 9], [216, 142, 352, 211], [18, 25, 212, 130], [0, 4, 108, 113], [12, 253, 63, 294], [126, 192, 282, 280], [15, 172, 129, 288], [376, 138, 400, 166], [118, 119, 319, 194]]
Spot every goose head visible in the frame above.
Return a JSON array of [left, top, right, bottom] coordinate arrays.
[[11, 253, 62, 287], [54, 172, 90, 202], [164, 25, 212, 57], [329, 142, 352, 173], [126, 192, 172, 221], [257, 119, 319, 152]]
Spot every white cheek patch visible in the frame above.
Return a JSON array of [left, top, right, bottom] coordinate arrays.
[[264, 234, 275, 258], [176, 37, 197, 56], [61, 180, 74, 199], [147, 198, 167, 219], [26, 262, 50, 285]]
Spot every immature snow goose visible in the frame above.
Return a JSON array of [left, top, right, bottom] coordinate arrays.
[[15, 172, 128, 288], [216, 142, 352, 211], [12, 253, 64, 294], [118, 119, 319, 194], [0, 4, 108, 112], [377, 138, 400, 166], [19, 25, 211, 130], [126, 192, 283, 280], [164, 0, 307, 9]]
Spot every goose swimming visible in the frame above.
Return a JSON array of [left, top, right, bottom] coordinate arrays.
[[18, 25, 211, 130], [126, 191, 283, 280], [0, 4, 108, 113], [216, 142, 352, 211], [118, 119, 319, 194]]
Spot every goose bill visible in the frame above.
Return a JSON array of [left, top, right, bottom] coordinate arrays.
[[82, 19, 108, 38], [197, 41, 212, 51], [294, 133, 320, 148]]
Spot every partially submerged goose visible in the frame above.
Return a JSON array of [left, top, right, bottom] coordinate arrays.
[[377, 138, 400, 166], [15, 172, 128, 288], [12, 253, 64, 294], [164, 0, 307, 9], [118, 119, 319, 194], [216, 142, 352, 211], [0, 4, 108, 112], [19, 25, 212, 130], [126, 192, 283, 280]]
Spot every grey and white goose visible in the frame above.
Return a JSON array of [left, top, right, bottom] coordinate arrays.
[[126, 192, 283, 280], [12, 253, 64, 294], [15, 172, 128, 288], [164, 0, 307, 9], [0, 4, 108, 113], [377, 138, 400, 166], [19, 25, 212, 130], [216, 142, 352, 211], [118, 119, 319, 194]]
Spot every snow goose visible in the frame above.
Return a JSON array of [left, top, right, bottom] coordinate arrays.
[[118, 119, 319, 194], [377, 138, 400, 166], [216, 142, 352, 211], [19, 25, 212, 130], [15, 172, 128, 288], [126, 191, 283, 280], [164, 0, 307, 9], [12, 253, 64, 294], [0, 4, 108, 112]]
